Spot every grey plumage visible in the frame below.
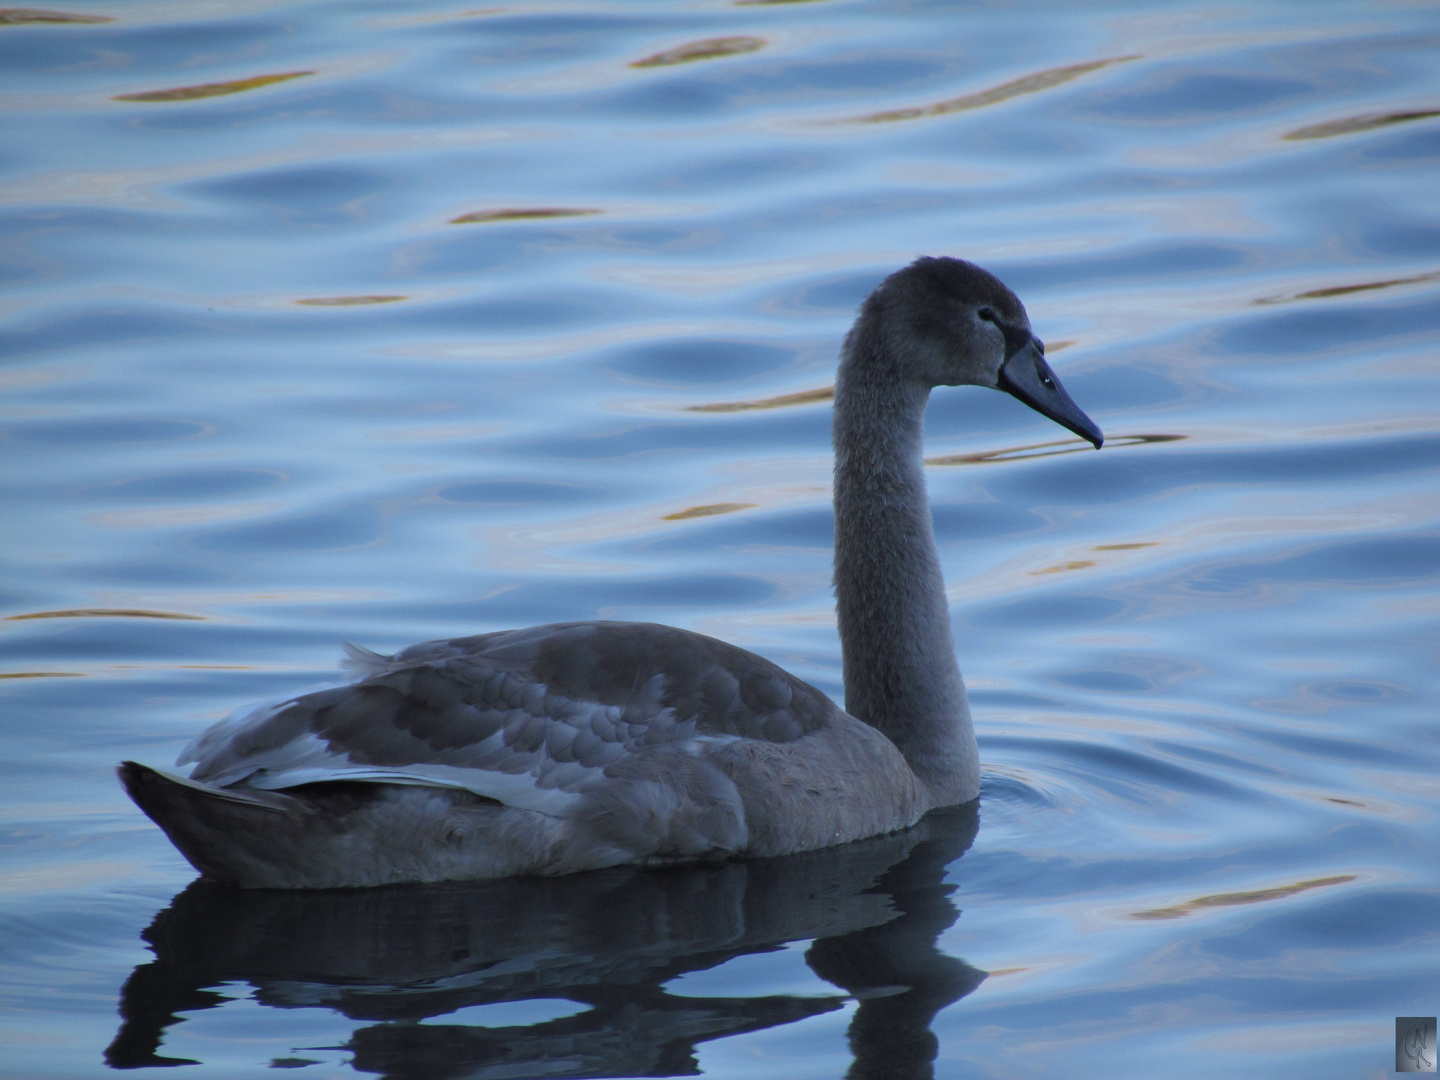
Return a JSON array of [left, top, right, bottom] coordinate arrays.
[[119, 257, 1102, 887]]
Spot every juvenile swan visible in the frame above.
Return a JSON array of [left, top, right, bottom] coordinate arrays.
[[120, 257, 1102, 888]]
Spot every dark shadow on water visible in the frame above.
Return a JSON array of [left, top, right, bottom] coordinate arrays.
[[107, 803, 982, 1078]]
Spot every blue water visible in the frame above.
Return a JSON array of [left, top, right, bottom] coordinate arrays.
[[2, 1, 1438, 1076]]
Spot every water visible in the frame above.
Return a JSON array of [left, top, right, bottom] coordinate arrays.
[[2, 0, 1438, 1076]]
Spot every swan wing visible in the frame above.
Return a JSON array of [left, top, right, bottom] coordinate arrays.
[[178, 621, 836, 818]]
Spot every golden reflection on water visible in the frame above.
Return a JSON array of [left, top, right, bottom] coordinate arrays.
[[662, 502, 758, 520], [449, 207, 601, 225], [1031, 560, 1096, 576], [0, 8, 111, 23], [1130, 875, 1356, 920], [1283, 109, 1440, 141], [690, 386, 833, 413], [5, 608, 205, 621], [1255, 269, 1440, 305], [112, 72, 313, 103], [850, 56, 1141, 124], [630, 36, 766, 68], [296, 295, 408, 307], [927, 433, 1185, 467]]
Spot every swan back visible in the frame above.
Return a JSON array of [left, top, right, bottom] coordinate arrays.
[[136, 621, 926, 884]]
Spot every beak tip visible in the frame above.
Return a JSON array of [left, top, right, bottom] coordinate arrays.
[[999, 349, 1104, 452], [1067, 415, 1103, 451]]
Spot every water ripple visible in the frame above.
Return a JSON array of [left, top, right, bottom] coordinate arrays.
[[1, 2, 1437, 1077]]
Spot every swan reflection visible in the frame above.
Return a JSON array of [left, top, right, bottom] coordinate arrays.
[[108, 804, 981, 1078]]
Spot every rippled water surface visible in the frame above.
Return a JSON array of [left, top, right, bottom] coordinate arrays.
[[2, 0, 1438, 1076]]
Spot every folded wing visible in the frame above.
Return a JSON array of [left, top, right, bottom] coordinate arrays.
[[179, 621, 837, 819]]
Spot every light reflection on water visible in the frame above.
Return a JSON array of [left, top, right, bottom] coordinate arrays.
[[1, 1, 1438, 1077]]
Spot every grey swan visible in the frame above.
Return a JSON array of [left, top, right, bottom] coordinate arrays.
[[119, 257, 1102, 888]]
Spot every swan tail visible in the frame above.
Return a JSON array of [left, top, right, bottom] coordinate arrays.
[[118, 762, 307, 886], [117, 762, 579, 888], [339, 641, 393, 676]]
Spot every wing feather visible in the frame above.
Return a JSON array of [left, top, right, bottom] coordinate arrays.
[[182, 621, 840, 823]]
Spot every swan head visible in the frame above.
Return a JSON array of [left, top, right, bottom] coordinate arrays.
[[864, 256, 1103, 449]]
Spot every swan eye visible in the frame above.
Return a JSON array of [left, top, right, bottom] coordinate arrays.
[[1040, 373, 1055, 389], [976, 307, 997, 323]]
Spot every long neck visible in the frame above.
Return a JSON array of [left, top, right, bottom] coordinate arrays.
[[832, 341, 978, 805]]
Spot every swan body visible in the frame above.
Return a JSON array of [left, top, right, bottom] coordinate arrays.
[[120, 257, 1102, 888]]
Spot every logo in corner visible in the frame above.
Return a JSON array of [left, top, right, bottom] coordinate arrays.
[[1397, 1017, 1437, 1073]]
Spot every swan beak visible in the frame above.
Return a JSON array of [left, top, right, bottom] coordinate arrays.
[[998, 337, 1103, 449]]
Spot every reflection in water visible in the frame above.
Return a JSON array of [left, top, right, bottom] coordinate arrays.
[[926, 433, 1185, 467], [1282, 109, 1440, 140], [112, 72, 314, 103], [688, 386, 834, 413], [450, 208, 603, 225], [107, 805, 981, 1078], [0, 8, 112, 23], [630, 37, 767, 69], [297, 295, 409, 307], [5, 609, 206, 622], [1254, 269, 1440, 304], [852, 56, 1140, 124], [1130, 874, 1356, 920], [662, 502, 757, 520]]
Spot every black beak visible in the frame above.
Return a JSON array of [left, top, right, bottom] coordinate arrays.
[[997, 334, 1103, 449]]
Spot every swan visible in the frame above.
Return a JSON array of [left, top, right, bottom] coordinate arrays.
[[119, 256, 1102, 888]]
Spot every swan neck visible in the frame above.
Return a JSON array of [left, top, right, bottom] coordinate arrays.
[[832, 352, 978, 806]]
